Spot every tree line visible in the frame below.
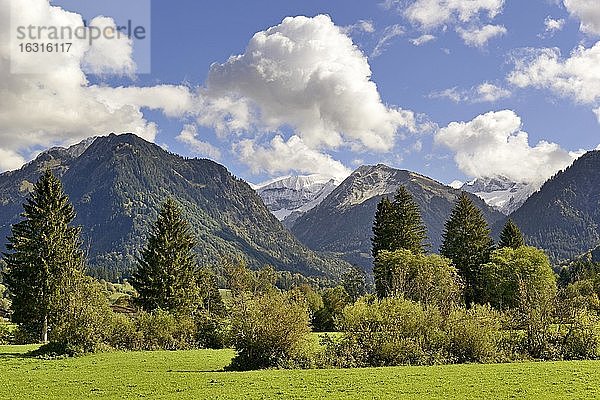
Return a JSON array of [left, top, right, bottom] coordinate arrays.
[[1, 172, 600, 370]]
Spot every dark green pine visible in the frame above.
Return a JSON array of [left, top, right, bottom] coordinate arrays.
[[3, 170, 85, 342], [371, 196, 395, 259], [131, 198, 200, 315], [391, 186, 428, 254], [498, 219, 525, 249], [440, 192, 494, 306]]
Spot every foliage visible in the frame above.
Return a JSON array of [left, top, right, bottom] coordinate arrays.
[[481, 247, 557, 311], [371, 196, 395, 259], [3, 170, 86, 342], [313, 286, 350, 332], [444, 305, 503, 363], [341, 267, 368, 303], [440, 193, 494, 306], [134, 309, 197, 351], [228, 290, 313, 370], [131, 198, 200, 315], [373, 250, 462, 310], [498, 219, 525, 249]]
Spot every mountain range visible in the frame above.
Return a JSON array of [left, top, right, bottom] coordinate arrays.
[[0, 134, 349, 282], [291, 164, 505, 269], [460, 177, 535, 215]]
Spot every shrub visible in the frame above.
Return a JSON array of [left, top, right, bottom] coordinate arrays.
[[135, 309, 197, 351], [227, 290, 312, 370], [0, 321, 11, 344], [325, 296, 445, 367], [444, 304, 503, 363], [107, 313, 142, 350], [559, 309, 600, 360]]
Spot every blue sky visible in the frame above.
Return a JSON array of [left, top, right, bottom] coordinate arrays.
[[3, 0, 600, 187]]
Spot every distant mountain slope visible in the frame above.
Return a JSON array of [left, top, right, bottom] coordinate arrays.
[[291, 164, 504, 270], [0, 133, 348, 282], [461, 177, 535, 215], [255, 175, 340, 227], [509, 150, 600, 262]]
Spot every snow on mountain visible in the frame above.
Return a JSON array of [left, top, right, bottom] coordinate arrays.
[[461, 176, 536, 215], [254, 174, 341, 227]]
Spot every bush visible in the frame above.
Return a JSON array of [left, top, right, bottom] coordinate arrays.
[[558, 309, 600, 360], [227, 290, 312, 370], [0, 321, 11, 344], [325, 296, 445, 367], [107, 313, 142, 350], [135, 309, 197, 351], [444, 305, 502, 363]]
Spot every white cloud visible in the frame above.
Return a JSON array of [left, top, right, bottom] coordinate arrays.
[[456, 24, 507, 47], [475, 83, 511, 102], [176, 124, 221, 160], [542, 17, 565, 37], [430, 83, 510, 103], [402, 0, 505, 30], [564, 0, 600, 35], [372, 24, 405, 57], [342, 19, 375, 34], [508, 43, 600, 104], [81, 16, 136, 76], [235, 135, 351, 180], [0, 149, 26, 171], [594, 107, 600, 123], [410, 34, 436, 46], [0, 0, 193, 171], [198, 15, 419, 177], [435, 110, 579, 185]]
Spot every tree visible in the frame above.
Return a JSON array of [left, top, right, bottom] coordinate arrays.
[[498, 219, 525, 249], [440, 193, 494, 306], [3, 170, 85, 342], [390, 186, 428, 254], [314, 286, 350, 332], [342, 267, 368, 303], [374, 250, 461, 309], [480, 246, 556, 311], [371, 197, 395, 259], [131, 198, 199, 315]]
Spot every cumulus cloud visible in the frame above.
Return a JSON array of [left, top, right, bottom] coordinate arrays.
[[475, 83, 511, 102], [81, 16, 136, 75], [410, 34, 436, 46], [508, 43, 600, 104], [176, 124, 221, 160], [198, 15, 418, 176], [435, 110, 580, 184], [0, 0, 193, 171], [564, 0, 600, 35], [235, 135, 351, 180], [372, 24, 405, 57], [456, 24, 507, 47]]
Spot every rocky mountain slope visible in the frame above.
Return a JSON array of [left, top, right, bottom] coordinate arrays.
[[291, 164, 504, 270], [461, 177, 535, 215], [0, 133, 349, 282]]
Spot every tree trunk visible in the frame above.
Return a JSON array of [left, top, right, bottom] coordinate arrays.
[[41, 314, 48, 343]]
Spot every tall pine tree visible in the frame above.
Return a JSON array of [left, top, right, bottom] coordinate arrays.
[[391, 186, 428, 254], [372, 186, 428, 297], [131, 198, 200, 315], [440, 192, 494, 306], [3, 170, 85, 342], [371, 197, 395, 259], [498, 219, 525, 249]]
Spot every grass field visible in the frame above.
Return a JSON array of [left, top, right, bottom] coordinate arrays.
[[1, 345, 599, 399]]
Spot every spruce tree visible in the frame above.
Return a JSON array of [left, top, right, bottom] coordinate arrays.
[[391, 186, 428, 254], [498, 219, 525, 249], [3, 170, 85, 342], [371, 196, 395, 258], [440, 192, 494, 306], [131, 198, 200, 314]]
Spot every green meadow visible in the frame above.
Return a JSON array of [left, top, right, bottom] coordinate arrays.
[[1, 344, 598, 399]]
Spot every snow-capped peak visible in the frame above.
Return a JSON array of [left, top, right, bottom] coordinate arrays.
[[460, 176, 536, 215]]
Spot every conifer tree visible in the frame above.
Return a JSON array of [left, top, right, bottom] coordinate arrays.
[[131, 198, 200, 315], [440, 192, 494, 306], [498, 219, 525, 249], [371, 197, 395, 259], [3, 170, 85, 342], [391, 186, 428, 254]]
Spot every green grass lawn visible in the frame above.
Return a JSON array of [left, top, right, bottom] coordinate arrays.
[[1, 344, 599, 399]]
